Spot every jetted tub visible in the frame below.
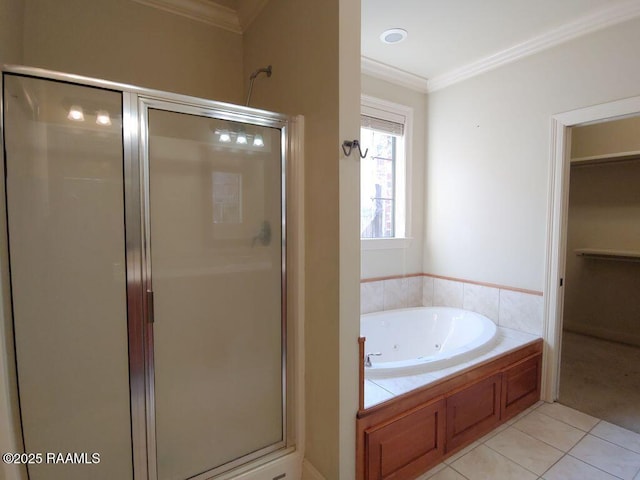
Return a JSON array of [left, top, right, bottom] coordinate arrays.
[[361, 307, 498, 378]]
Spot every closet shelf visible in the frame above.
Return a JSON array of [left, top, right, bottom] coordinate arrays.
[[571, 151, 640, 165], [575, 249, 640, 263]]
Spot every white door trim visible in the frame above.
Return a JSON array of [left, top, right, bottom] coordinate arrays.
[[542, 95, 640, 402]]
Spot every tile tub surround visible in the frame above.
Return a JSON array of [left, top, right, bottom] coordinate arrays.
[[361, 274, 544, 336], [364, 326, 539, 408], [416, 402, 640, 480]]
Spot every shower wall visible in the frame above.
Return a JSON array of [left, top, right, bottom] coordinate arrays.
[[22, 0, 244, 103], [0, 0, 24, 65]]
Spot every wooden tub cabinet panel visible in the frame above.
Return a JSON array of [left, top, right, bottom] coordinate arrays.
[[356, 339, 543, 480], [365, 398, 445, 480], [445, 373, 501, 453], [501, 352, 542, 422]]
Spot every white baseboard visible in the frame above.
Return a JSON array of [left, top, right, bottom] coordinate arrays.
[[301, 459, 326, 480]]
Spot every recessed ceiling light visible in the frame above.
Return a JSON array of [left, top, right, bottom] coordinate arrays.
[[253, 134, 264, 147], [217, 129, 231, 143], [236, 132, 248, 145], [96, 110, 112, 126], [67, 105, 84, 121], [380, 28, 407, 44]]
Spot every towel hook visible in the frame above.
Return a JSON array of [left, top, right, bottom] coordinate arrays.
[[342, 139, 368, 158]]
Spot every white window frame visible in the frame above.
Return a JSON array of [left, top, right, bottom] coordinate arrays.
[[360, 95, 413, 250]]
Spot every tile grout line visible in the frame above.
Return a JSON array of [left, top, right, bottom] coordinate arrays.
[[494, 419, 565, 455], [588, 425, 640, 457], [510, 412, 590, 455], [503, 405, 640, 480], [446, 463, 471, 480], [564, 452, 627, 480], [476, 403, 558, 478], [451, 441, 542, 479], [479, 421, 622, 480], [567, 434, 640, 478], [368, 379, 396, 396], [497, 287, 502, 328], [482, 441, 546, 478], [531, 407, 598, 433], [423, 403, 640, 480]]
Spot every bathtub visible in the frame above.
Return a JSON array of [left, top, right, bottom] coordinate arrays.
[[361, 307, 498, 378]]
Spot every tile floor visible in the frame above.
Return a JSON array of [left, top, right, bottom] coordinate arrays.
[[559, 331, 640, 433], [416, 401, 640, 480]]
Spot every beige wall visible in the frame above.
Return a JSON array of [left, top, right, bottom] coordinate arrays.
[[361, 74, 426, 279], [0, 0, 24, 65], [243, 0, 360, 477], [571, 115, 640, 159], [425, 17, 640, 292], [23, 0, 244, 103], [338, 0, 361, 477], [564, 127, 640, 345]]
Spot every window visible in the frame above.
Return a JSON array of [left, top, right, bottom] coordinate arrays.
[[212, 171, 242, 224], [360, 96, 411, 241]]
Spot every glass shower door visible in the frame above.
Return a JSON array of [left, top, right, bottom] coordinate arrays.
[[3, 74, 133, 479], [146, 106, 286, 479]]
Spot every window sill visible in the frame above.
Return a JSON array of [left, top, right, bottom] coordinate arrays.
[[361, 237, 413, 250]]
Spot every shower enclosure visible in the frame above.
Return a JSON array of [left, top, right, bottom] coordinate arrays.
[[1, 66, 296, 480]]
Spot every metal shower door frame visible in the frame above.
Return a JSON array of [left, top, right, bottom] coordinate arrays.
[[2, 65, 292, 480], [138, 96, 291, 480]]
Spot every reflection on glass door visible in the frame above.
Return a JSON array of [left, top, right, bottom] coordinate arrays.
[[3, 74, 133, 479], [146, 107, 285, 479]]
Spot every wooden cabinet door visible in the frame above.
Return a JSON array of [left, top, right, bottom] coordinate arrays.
[[501, 354, 541, 421], [445, 373, 501, 453], [365, 398, 445, 480]]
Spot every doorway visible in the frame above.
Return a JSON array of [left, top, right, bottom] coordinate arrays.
[[557, 117, 640, 432], [544, 96, 640, 429]]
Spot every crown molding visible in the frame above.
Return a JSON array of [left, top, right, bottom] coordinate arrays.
[[361, 56, 429, 93], [362, 1, 640, 93], [133, 0, 242, 33], [427, 0, 640, 92]]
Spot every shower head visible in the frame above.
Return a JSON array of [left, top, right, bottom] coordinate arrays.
[[249, 65, 272, 80], [246, 65, 272, 106]]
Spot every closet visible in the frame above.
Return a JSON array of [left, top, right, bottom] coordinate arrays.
[[560, 115, 640, 432]]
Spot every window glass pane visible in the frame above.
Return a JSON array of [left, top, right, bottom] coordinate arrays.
[[360, 127, 396, 238]]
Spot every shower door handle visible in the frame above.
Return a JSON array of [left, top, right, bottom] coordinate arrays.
[[147, 290, 155, 323], [252, 220, 272, 247]]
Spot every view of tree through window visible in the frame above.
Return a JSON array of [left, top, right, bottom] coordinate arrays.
[[360, 127, 396, 238]]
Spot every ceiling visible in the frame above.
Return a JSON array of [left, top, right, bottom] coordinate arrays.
[[362, 0, 640, 89]]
